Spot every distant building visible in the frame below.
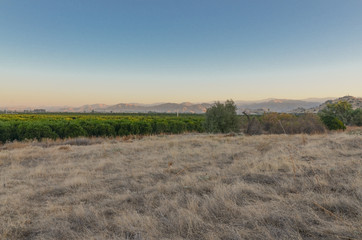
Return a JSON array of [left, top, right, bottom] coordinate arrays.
[[34, 109, 46, 113]]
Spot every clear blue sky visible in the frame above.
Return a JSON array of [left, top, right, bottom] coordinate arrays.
[[1, 0, 362, 106]]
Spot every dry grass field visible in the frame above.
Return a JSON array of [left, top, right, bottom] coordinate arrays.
[[0, 131, 361, 239]]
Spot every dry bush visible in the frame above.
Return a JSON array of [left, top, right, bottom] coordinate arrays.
[[0, 133, 361, 239], [245, 117, 263, 135], [261, 113, 326, 134]]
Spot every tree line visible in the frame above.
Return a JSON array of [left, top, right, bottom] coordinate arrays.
[[204, 100, 361, 134], [0, 101, 360, 143], [0, 115, 205, 143]]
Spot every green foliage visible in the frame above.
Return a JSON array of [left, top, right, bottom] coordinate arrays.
[[130, 121, 153, 135], [0, 113, 205, 142], [168, 120, 187, 134], [80, 121, 115, 137], [63, 122, 87, 138], [0, 121, 11, 143], [350, 108, 362, 126], [319, 115, 346, 130], [17, 122, 58, 141], [319, 101, 352, 126], [117, 121, 132, 136], [317, 101, 362, 129], [204, 100, 240, 133]]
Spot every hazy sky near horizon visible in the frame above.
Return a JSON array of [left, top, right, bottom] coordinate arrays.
[[1, 0, 362, 106]]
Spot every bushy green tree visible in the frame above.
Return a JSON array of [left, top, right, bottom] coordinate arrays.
[[319, 115, 346, 130], [319, 101, 354, 130], [351, 108, 362, 126], [319, 101, 352, 125], [63, 122, 86, 138], [17, 122, 58, 141], [117, 121, 132, 136], [204, 100, 240, 133], [0, 121, 11, 143]]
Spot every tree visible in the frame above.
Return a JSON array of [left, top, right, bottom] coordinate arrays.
[[17, 122, 58, 141], [204, 100, 240, 133], [319, 101, 352, 125], [319, 115, 346, 130], [319, 101, 352, 130], [63, 122, 86, 138], [351, 108, 362, 126], [0, 121, 11, 143]]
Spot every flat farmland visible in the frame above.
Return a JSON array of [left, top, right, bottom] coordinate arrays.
[[0, 132, 361, 239]]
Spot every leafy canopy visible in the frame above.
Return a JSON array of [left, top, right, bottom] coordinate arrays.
[[204, 100, 240, 133], [318, 101, 362, 130]]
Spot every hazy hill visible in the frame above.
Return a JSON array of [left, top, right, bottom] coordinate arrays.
[[293, 96, 362, 113], [237, 99, 323, 113], [58, 102, 212, 114], [60, 99, 328, 114], [63, 104, 110, 112], [317, 95, 362, 110], [151, 103, 212, 113], [58, 99, 324, 114], [6, 97, 357, 114]]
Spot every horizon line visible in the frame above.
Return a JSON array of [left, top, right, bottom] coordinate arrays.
[[3, 96, 358, 109]]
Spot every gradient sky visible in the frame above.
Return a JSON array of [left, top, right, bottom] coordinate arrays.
[[1, 0, 362, 106]]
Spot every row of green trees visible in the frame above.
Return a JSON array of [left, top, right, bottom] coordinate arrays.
[[0, 118, 205, 143]]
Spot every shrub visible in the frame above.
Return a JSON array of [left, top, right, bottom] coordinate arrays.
[[261, 113, 289, 134], [93, 123, 116, 137], [63, 122, 86, 138], [245, 117, 263, 135], [319, 101, 353, 126], [319, 115, 346, 130], [130, 121, 153, 135], [293, 114, 326, 134], [17, 122, 58, 141], [81, 121, 116, 137], [205, 100, 240, 133], [169, 120, 187, 134], [152, 120, 169, 134], [0, 121, 11, 143], [48, 121, 70, 138], [351, 108, 362, 126], [118, 121, 132, 136], [259, 113, 325, 134]]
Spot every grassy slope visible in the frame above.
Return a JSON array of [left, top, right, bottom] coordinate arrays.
[[0, 132, 361, 240]]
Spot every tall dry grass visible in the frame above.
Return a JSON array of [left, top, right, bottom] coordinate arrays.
[[0, 132, 361, 239]]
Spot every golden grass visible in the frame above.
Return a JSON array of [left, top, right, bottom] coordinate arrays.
[[0, 132, 361, 239]]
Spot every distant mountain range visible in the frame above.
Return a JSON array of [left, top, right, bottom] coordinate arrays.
[[293, 96, 362, 114], [2, 96, 360, 114], [237, 99, 323, 114], [46, 98, 333, 113], [58, 102, 213, 114]]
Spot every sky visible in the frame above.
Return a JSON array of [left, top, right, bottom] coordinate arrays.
[[1, 0, 362, 106]]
